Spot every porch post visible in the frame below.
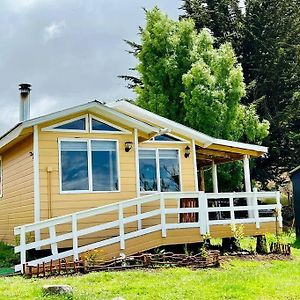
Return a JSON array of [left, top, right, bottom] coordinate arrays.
[[212, 161, 218, 193], [243, 154, 253, 218], [200, 167, 205, 192], [243, 155, 251, 193]]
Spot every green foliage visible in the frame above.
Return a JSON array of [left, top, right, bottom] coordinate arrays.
[[133, 7, 268, 191], [242, 0, 300, 184], [180, 0, 244, 58], [136, 7, 195, 123], [0, 242, 19, 268], [181, 0, 300, 185]]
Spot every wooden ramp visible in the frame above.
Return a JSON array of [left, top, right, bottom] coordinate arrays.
[[14, 191, 282, 273]]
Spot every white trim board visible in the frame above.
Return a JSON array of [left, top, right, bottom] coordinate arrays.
[[109, 101, 268, 154], [0, 101, 159, 150]]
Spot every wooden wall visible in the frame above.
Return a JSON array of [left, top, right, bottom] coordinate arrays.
[[0, 136, 34, 244], [37, 111, 197, 245]]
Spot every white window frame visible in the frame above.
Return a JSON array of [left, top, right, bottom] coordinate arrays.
[[144, 133, 190, 144], [58, 138, 121, 194], [138, 147, 182, 194], [0, 156, 2, 198], [42, 114, 89, 133], [89, 114, 131, 134]]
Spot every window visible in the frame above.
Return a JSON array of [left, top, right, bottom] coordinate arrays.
[[91, 118, 121, 132], [55, 118, 86, 131], [0, 157, 2, 197], [91, 141, 118, 191], [153, 134, 181, 142], [43, 116, 88, 132], [60, 140, 119, 192], [139, 149, 180, 192]]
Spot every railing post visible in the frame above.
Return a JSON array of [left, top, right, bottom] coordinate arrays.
[[253, 188, 260, 228], [160, 194, 167, 238], [119, 203, 125, 250], [20, 226, 26, 273], [72, 214, 79, 260], [199, 192, 208, 235], [276, 191, 283, 228], [49, 225, 58, 256], [229, 195, 235, 223], [137, 203, 142, 230]]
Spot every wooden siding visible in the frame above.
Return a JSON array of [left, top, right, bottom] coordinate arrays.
[[78, 222, 278, 262], [36, 112, 198, 246], [0, 135, 34, 243]]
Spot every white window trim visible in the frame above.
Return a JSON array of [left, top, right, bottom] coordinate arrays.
[[58, 138, 121, 194], [0, 156, 2, 198], [42, 114, 89, 133], [144, 132, 190, 144], [138, 147, 182, 194], [89, 114, 131, 134]]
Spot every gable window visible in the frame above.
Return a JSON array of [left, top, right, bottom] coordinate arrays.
[[91, 118, 121, 132], [55, 118, 86, 131], [139, 149, 180, 192], [60, 139, 119, 193], [43, 115, 88, 132], [0, 157, 2, 197], [90, 116, 129, 133], [153, 134, 181, 142]]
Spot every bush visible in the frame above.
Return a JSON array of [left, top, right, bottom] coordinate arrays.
[[0, 241, 19, 267]]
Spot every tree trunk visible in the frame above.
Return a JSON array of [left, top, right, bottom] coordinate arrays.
[[256, 235, 268, 254]]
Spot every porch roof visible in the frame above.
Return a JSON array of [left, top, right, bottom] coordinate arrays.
[[108, 101, 268, 159]]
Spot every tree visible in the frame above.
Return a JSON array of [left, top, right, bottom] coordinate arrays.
[[180, 0, 244, 58], [134, 7, 269, 191], [242, 0, 300, 185]]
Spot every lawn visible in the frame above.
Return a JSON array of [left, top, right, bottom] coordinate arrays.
[[0, 238, 299, 300]]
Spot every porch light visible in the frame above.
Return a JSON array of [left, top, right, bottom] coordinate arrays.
[[125, 141, 133, 152], [184, 146, 191, 158]]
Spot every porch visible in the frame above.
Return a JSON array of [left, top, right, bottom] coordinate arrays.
[[14, 190, 282, 273]]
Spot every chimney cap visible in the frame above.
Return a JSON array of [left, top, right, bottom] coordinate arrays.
[[19, 83, 31, 93]]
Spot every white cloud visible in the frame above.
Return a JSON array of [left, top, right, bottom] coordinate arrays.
[[43, 21, 66, 43]]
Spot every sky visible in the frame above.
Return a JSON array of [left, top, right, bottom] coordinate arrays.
[[0, 0, 182, 135]]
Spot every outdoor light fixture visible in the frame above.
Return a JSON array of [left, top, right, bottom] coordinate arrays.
[[184, 146, 191, 158], [125, 141, 133, 152]]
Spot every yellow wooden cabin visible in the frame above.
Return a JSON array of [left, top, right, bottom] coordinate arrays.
[[0, 84, 282, 272]]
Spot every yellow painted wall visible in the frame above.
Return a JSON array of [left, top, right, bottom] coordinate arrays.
[[0, 136, 34, 244], [37, 111, 198, 246]]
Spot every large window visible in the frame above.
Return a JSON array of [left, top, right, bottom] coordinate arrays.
[[139, 149, 180, 192], [60, 140, 119, 192]]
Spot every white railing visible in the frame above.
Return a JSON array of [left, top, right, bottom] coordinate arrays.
[[14, 190, 282, 273]]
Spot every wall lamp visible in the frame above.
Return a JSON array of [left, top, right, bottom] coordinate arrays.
[[184, 146, 191, 158], [125, 141, 133, 152]]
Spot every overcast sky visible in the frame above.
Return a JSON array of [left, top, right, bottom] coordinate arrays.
[[0, 0, 182, 134]]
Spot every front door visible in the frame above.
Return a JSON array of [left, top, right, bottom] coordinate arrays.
[[180, 198, 198, 223]]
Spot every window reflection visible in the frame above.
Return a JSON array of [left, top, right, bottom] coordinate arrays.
[[61, 141, 89, 191], [139, 149, 180, 192], [159, 150, 180, 192], [91, 141, 118, 191], [60, 140, 119, 192], [139, 150, 157, 192]]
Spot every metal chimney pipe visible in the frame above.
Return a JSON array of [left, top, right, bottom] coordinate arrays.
[[19, 83, 31, 122]]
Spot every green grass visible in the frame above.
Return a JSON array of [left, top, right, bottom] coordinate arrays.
[[0, 235, 299, 299]]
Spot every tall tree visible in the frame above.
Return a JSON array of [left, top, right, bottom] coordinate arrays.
[[180, 0, 244, 58], [242, 0, 300, 185], [135, 7, 269, 191]]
